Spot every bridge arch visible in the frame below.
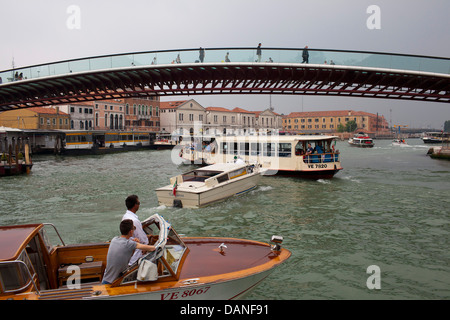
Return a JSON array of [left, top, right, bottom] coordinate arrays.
[[0, 48, 449, 111]]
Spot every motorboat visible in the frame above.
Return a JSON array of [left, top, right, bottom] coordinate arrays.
[[0, 214, 291, 300], [348, 134, 374, 148], [392, 139, 409, 147], [427, 146, 450, 160], [156, 162, 261, 208]]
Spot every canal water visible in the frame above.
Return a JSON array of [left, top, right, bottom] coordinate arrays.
[[0, 139, 449, 299]]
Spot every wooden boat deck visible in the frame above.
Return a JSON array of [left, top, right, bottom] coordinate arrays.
[[179, 238, 281, 279]]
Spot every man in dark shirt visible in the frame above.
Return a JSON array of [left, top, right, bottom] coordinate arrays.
[[102, 219, 155, 284]]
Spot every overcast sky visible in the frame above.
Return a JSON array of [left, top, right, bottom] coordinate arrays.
[[1, 0, 449, 128]]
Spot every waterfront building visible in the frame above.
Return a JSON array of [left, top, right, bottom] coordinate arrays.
[[205, 106, 237, 135], [160, 99, 206, 136], [123, 96, 160, 132], [0, 107, 70, 130], [94, 99, 126, 131], [56, 97, 160, 132], [254, 108, 283, 134], [56, 102, 96, 130], [160, 99, 283, 137], [282, 110, 390, 135]]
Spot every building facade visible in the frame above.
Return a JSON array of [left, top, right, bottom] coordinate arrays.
[[282, 110, 390, 135], [160, 100, 206, 136], [123, 96, 161, 132], [160, 99, 283, 137], [0, 107, 70, 130]]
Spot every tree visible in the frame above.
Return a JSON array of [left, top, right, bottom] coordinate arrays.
[[337, 123, 345, 133], [444, 120, 450, 132], [345, 120, 358, 132]]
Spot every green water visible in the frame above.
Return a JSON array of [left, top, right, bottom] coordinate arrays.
[[1, 139, 449, 299]]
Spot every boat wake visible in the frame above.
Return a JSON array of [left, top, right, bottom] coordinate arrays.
[[340, 175, 361, 184], [258, 185, 274, 192]]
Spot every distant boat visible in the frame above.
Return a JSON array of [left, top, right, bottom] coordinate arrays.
[[422, 132, 450, 144], [427, 146, 450, 160], [348, 134, 374, 148], [156, 162, 261, 208], [392, 139, 409, 147]]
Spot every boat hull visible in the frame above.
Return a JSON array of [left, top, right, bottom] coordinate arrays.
[[94, 268, 273, 300], [156, 174, 260, 208], [0, 163, 33, 176], [274, 168, 342, 180]]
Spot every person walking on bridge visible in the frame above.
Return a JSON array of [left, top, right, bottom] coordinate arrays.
[[256, 43, 262, 62], [302, 46, 309, 63], [199, 47, 205, 63]]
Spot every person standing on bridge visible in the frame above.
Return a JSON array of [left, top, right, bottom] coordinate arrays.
[[256, 43, 262, 62], [302, 46, 309, 63], [199, 47, 205, 63]]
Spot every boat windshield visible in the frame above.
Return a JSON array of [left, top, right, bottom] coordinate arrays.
[[142, 215, 187, 277], [182, 170, 223, 182]]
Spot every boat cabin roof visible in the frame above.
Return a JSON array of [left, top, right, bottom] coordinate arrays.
[[214, 135, 338, 143], [0, 224, 42, 261], [197, 162, 247, 172]]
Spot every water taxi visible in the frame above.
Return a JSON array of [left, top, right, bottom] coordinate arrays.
[[180, 135, 342, 179], [348, 134, 374, 148], [0, 214, 290, 300], [156, 162, 261, 208], [391, 139, 408, 147]]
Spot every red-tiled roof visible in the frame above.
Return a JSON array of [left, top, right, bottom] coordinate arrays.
[[206, 107, 233, 112], [27, 107, 69, 115], [284, 110, 380, 118], [160, 100, 188, 109], [231, 107, 255, 114]]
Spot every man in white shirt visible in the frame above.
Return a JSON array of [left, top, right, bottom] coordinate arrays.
[[122, 195, 150, 265]]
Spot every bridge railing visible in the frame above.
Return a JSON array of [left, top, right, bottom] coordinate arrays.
[[1, 48, 449, 85]]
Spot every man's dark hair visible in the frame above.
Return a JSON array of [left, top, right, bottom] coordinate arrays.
[[125, 195, 139, 210], [120, 219, 134, 235]]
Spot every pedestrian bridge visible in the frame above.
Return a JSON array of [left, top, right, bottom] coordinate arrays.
[[0, 47, 449, 111]]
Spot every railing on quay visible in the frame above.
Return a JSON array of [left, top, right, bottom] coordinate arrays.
[[1, 47, 449, 85]]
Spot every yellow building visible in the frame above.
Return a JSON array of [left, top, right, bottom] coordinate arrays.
[[0, 107, 70, 130], [282, 110, 389, 134]]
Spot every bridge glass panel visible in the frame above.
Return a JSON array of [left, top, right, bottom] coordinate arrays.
[[112, 54, 134, 68], [68, 59, 90, 74], [0, 48, 449, 85], [420, 57, 450, 74]]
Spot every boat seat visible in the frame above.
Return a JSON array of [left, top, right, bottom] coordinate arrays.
[[58, 261, 103, 286]]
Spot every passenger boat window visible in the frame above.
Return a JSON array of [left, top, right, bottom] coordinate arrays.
[[239, 143, 249, 156], [250, 143, 261, 156], [262, 143, 275, 157], [294, 142, 305, 156], [221, 142, 228, 154], [278, 143, 292, 157]]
